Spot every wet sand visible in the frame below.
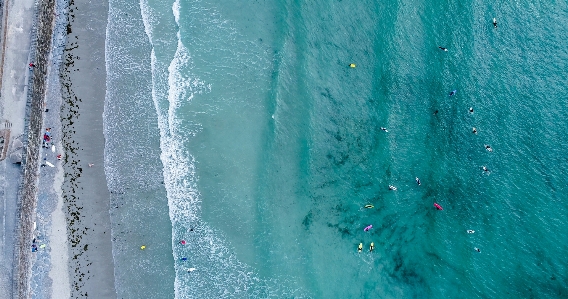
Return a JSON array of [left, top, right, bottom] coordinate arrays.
[[58, 0, 116, 297]]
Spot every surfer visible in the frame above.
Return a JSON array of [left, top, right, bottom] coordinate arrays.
[[388, 185, 397, 191], [467, 230, 475, 234], [493, 18, 497, 28], [469, 107, 474, 113], [438, 46, 448, 52], [370, 242, 375, 252], [187, 268, 197, 272], [472, 127, 477, 134], [449, 90, 457, 96], [364, 204, 374, 209], [485, 144, 493, 152], [482, 166, 489, 172], [415, 177, 421, 185], [380, 127, 388, 132], [474, 247, 481, 252], [358, 243, 363, 253], [364, 225, 373, 232], [434, 110, 439, 115]]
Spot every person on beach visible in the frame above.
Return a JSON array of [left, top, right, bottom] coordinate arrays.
[[438, 46, 448, 52], [57, 154, 62, 160], [187, 268, 197, 272], [29, 63, 35, 68], [88, 163, 94, 167], [42, 133, 50, 147]]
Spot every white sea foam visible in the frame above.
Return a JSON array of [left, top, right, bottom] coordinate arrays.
[[135, 0, 306, 297]]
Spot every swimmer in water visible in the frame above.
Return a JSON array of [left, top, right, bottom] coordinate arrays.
[[438, 46, 448, 52], [434, 110, 439, 115], [493, 18, 497, 28], [370, 242, 375, 252], [415, 177, 421, 185], [474, 247, 481, 253], [449, 90, 457, 96], [380, 127, 388, 132], [467, 230, 475, 234], [388, 185, 397, 191], [472, 127, 477, 134], [485, 144, 493, 152], [469, 107, 474, 113], [482, 166, 489, 172], [358, 243, 363, 253]]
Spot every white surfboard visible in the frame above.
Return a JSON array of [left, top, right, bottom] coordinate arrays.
[[45, 161, 55, 168], [51, 145, 55, 152]]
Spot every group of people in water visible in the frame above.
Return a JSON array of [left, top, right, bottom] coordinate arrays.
[[358, 18, 499, 253]]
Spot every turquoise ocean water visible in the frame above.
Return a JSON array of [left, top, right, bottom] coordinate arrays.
[[105, 0, 568, 297]]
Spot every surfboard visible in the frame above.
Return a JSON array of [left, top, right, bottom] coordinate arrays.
[[46, 161, 54, 167], [51, 145, 55, 152]]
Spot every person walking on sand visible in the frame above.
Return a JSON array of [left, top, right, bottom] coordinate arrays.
[[88, 163, 94, 167]]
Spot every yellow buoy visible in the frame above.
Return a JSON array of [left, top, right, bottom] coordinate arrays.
[[140, 245, 146, 250], [349, 63, 356, 68]]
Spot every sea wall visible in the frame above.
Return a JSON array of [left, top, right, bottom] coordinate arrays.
[[12, 0, 55, 297]]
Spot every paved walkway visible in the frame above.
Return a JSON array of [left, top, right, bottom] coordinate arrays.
[[0, 0, 36, 297]]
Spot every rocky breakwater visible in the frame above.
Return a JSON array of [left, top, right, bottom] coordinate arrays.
[[12, 0, 55, 298]]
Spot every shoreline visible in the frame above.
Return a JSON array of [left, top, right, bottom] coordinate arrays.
[[58, 0, 116, 297]]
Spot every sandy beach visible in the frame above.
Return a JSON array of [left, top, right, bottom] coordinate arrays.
[[56, 0, 116, 297], [0, 0, 115, 297]]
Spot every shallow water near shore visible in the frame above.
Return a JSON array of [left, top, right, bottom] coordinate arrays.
[[106, 0, 568, 297]]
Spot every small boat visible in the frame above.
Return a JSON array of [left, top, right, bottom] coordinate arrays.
[[434, 203, 443, 210]]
